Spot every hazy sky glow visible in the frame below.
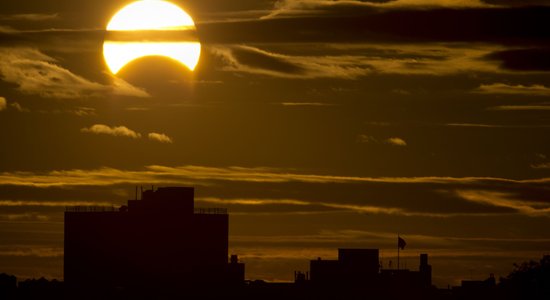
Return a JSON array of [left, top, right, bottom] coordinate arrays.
[[0, 0, 549, 286]]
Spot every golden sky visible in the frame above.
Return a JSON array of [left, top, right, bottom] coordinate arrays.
[[0, 0, 549, 286]]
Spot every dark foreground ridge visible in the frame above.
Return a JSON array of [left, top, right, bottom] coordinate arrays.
[[0, 186, 548, 300]]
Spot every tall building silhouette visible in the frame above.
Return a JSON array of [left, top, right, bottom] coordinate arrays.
[[64, 187, 240, 290]]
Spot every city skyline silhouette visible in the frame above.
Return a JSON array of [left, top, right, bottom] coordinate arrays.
[[1, 185, 549, 299]]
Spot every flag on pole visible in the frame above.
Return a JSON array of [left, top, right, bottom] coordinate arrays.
[[398, 236, 407, 250]]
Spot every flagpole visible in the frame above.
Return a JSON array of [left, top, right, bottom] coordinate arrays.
[[397, 234, 400, 270]]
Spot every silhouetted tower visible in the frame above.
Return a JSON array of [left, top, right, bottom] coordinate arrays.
[[227, 255, 245, 285], [419, 253, 432, 287]]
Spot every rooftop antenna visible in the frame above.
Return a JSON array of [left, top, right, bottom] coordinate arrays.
[[135, 186, 138, 201], [140, 186, 143, 199]]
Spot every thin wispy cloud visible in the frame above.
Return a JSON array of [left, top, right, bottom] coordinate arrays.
[[10, 102, 30, 112], [232, 229, 550, 249], [0, 48, 149, 99], [198, 197, 310, 206], [200, 196, 483, 218], [446, 123, 505, 128], [0, 13, 59, 22], [475, 83, 550, 96], [81, 124, 141, 139], [489, 105, 550, 111], [263, 0, 492, 19], [0, 165, 549, 188], [0, 200, 113, 207], [531, 163, 550, 169], [357, 134, 378, 144], [71, 107, 96, 116], [279, 102, 334, 107], [234, 230, 550, 264], [0, 26, 17, 34], [201, 197, 510, 218], [388, 0, 491, 8], [212, 44, 501, 79], [0, 246, 62, 258], [456, 190, 550, 217], [357, 135, 407, 146], [313, 229, 550, 244], [445, 123, 550, 129], [35, 107, 96, 116], [0, 213, 50, 222], [212, 45, 371, 79], [125, 107, 150, 111]]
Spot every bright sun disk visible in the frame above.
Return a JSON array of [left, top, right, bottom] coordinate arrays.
[[104, 0, 201, 74]]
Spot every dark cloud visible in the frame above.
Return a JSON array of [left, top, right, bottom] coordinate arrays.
[[199, 6, 550, 45], [483, 0, 550, 6], [0, 29, 103, 53], [211, 43, 499, 79], [230, 46, 305, 74], [486, 48, 550, 71]]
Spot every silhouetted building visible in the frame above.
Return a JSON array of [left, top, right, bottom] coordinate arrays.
[[380, 254, 433, 289], [17, 277, 63, 300], [64, 187, 236, 290], [339, 249, 380, 283], [293, 271, 308, 284], [227, 255, 245, 285], [419, 253, 432, 287], [310, 249, 432, 294], [0, 273, 16, 299], [453, 274, 497, 300], [310, 258, 340, 284], [310, 248, 379, 285]]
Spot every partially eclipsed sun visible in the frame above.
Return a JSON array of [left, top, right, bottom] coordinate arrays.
[[104, 0, 201, 74]]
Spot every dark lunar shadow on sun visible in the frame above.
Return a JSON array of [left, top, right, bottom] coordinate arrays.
[[116, 55, 198, 98]]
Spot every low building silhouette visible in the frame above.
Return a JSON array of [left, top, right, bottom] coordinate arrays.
[[0, 273, 17, 299], [380, 253, 432, 289], [310, 249, 380, 284], [64, 187, 240, 291], [452, 274, 497, 300], [309, 249, 433, 298]]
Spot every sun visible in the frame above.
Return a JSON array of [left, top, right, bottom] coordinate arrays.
[[103, 0, 201, 74]]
